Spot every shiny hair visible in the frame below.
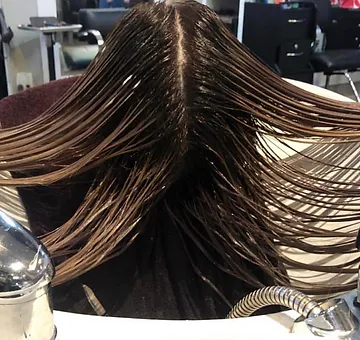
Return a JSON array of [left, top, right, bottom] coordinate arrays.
[[0, 0, 359, 298]]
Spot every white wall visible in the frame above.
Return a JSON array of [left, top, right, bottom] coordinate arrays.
[[37, 0, 57, 16], [1, 0, 57, 95]]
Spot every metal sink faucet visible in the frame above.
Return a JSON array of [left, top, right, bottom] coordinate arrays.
[[0, 209, 56, 340]]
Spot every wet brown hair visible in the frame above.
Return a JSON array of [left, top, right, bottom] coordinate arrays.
[[0, 0, 359, 297]]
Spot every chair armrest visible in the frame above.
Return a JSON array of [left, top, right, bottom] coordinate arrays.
[[76, 30, 104, 46]]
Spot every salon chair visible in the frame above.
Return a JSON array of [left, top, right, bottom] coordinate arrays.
[[62, 0, 98, 24], [305, 0, 360, 101], [62, 8, 128, 71]]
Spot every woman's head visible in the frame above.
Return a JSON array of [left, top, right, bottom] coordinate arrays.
[[0, 0, 359, 296], [41, 0, 270, 285]]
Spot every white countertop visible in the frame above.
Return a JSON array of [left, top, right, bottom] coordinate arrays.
[[18, 24, 82, 33]]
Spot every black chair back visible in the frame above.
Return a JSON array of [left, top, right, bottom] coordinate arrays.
[[78, 8, 128, 38], [69, 0, 88, 11], [325, 8, 360, 50], [63, 0, 98, 24], [310, 0, 332, 29]]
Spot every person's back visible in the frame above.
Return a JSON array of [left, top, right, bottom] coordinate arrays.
[[0, 0, 360, 320]]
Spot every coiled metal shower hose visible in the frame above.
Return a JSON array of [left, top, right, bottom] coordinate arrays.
[[227, 286, 324, 319]]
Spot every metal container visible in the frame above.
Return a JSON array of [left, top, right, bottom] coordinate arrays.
[[0, 209, 56, 340]]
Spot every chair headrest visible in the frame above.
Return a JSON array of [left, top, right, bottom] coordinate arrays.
[[69, 0, 89, 12], [78, 8, 129, 38]]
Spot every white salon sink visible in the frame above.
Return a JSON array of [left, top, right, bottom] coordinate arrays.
[[54, 310, 317, 340], [54, 80, 351, 340], [0, 79, 350, 340]]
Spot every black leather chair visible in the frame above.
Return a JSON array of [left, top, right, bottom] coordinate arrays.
[[63, 8, 128, 70], [62, 0, 98, 24], [78, 7, 128, 44], [308, 0, 360, 101]]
